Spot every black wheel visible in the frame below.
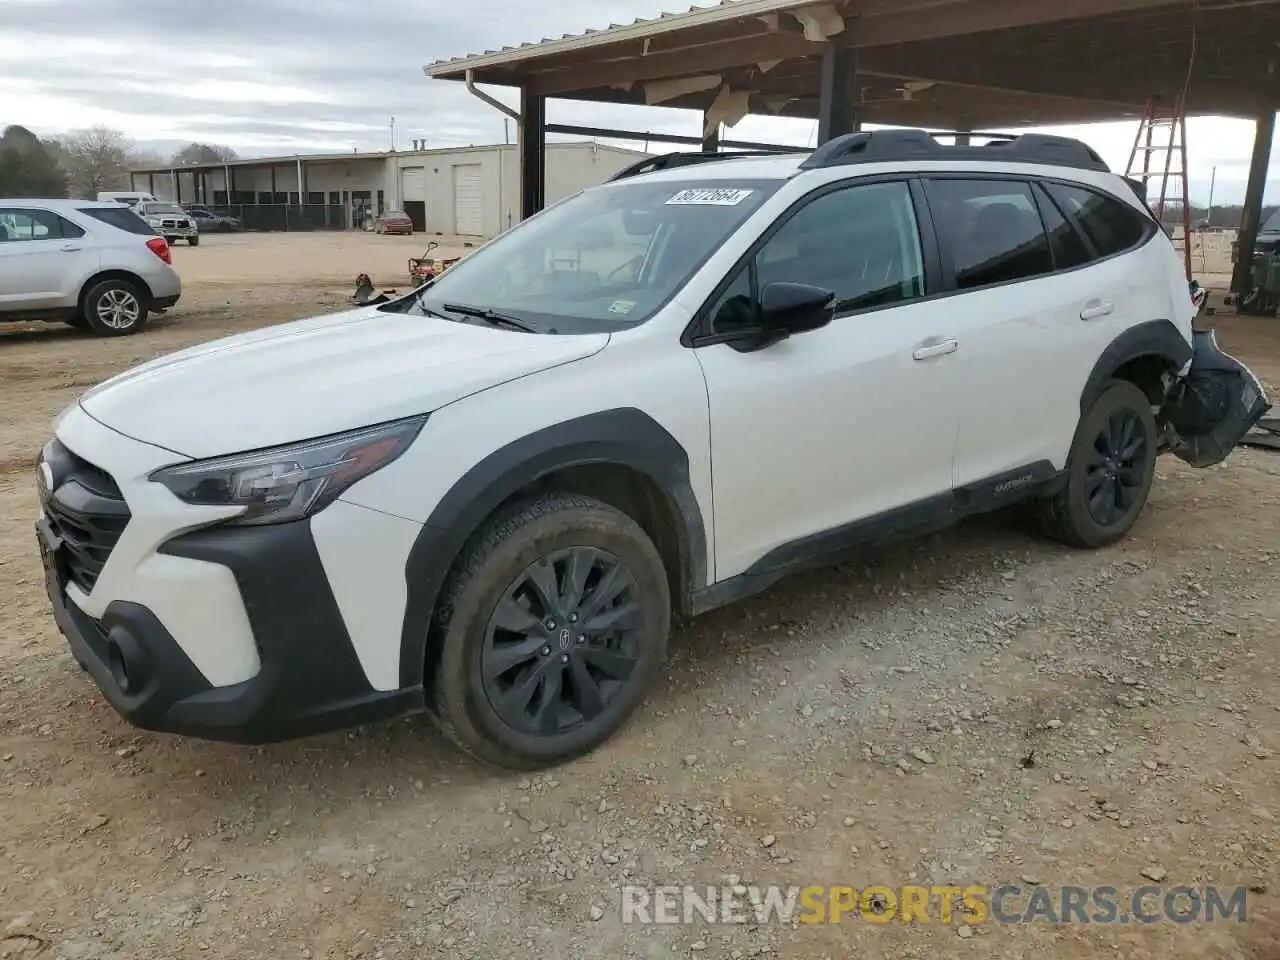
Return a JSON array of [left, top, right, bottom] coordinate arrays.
[[81, 278, 149, 336], [188, 235, 200, 246], [64, 315, 88, 329], [1038, 379, 1158, 548], [431, 493, 671, 769]]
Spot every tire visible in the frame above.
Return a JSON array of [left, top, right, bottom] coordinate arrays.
[[64, 315, 88, 330], [1037, 379, 1158, 548], [375, 224, 383, 235], [81, 278, 149, 337], [188, 235, 200, 246], [431, 493, 671, 769]]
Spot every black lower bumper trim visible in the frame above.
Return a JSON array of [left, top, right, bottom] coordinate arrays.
[[151, 294, 180, 312], [42, 517, 422, 744]]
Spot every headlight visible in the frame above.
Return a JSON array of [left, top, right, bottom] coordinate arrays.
[[150, 416, 427, 526]]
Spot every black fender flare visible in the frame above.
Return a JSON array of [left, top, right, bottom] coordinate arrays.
[[1079, 319, 1192, 414], [397, 408, 708, 688]]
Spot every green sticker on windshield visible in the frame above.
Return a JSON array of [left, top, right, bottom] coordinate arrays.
[[609, 300, 636, 315]]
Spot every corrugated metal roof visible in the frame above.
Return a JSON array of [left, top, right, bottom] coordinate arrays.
[[423, 0, 814, 76]]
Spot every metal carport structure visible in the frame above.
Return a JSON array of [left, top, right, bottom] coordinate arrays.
[[425, 0, 1280, 294]]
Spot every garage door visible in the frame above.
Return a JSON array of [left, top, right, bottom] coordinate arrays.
[[400, 167, 425, 202], [400, 168, 426, 230], [452, 164, 483, 236]]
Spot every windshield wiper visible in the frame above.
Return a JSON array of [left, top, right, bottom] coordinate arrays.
[[442, 302, 536, 334]]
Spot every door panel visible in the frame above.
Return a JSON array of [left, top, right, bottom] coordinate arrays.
[[921, 177, 1127, 486], [0, 208, 87, 310], [695, 180, 959, 580]]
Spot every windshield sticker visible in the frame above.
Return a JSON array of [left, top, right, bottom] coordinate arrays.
[[665, 188, 754, 206], [609, 299, 636, 315]]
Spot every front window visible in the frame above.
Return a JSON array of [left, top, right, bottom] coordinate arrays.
[[397, 177, 782, 332], [140, 203, 184, 217]]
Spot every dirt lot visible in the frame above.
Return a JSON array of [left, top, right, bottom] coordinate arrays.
[[1, 231, 1278, 960]]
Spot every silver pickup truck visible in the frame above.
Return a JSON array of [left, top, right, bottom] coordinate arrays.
[[134, 201, 200, 246]]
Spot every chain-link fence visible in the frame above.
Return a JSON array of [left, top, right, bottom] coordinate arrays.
[[201, 204, 351, 233]]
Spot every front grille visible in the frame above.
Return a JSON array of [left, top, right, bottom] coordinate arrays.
[[41, 440, 130, 593]]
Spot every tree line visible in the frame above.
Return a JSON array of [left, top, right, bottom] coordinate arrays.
[[0, 125, 237, 199]]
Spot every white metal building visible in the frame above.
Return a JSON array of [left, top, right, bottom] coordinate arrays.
[[131, 141, 649, 238]]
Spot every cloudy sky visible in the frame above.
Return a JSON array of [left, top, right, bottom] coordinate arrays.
[[2, 0, 1275, 203]]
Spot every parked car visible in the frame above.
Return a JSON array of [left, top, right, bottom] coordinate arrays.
[[373, 209, 414, 235], [182, 205, 243, 233], [34, 130, 1269, 769], [1231, 209, 1280, 266], [134, 201, 199, 246], [0, 198, 180, 335]]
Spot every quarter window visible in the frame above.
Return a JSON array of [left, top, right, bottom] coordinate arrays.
[[1044, 183, 1152, 257], [925, 179, 1054, 290]]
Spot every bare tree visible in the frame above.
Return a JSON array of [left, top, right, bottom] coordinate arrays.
[[172, 142, 238, 166], [52, 126, 141, 198]]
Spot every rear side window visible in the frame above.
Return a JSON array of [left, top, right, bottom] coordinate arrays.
[[924, 179, 1053, 290], [1043, 183, 1152, 257], [1032, 184, 1092, 271], [78, 207, 157, 236]]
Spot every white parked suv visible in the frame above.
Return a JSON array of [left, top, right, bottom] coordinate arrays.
[[0, 199, 182, 335], [35, 131, 1268, 768]]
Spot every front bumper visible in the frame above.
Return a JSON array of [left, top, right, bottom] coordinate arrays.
[[36, 406, 424, 744], [38, 515, 422, 743]]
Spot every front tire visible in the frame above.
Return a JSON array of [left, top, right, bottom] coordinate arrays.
[[81, 278, 149, 336], [431, 493, 671, 769], [1038, 379, 1158, 548], [188, 235, 200, 246]]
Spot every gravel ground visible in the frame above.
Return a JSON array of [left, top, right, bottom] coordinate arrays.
[[1, 240, 1277, 959]]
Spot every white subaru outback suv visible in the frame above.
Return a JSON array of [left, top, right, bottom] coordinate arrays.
[[35, 130, 1268, 768]]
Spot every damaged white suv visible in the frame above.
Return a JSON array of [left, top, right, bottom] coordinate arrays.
[[36, 130, 1269, 769]]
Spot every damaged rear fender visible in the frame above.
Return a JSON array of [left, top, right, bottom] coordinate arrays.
[[1159, 329, 1272, 468]]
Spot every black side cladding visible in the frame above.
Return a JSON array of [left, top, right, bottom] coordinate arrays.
[[1163, 329, 1272, 468]]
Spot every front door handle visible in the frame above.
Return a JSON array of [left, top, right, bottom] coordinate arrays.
[[913, 337, 959, 361], [59, 244, 82, 252], [1080, 299, 1114, 321]]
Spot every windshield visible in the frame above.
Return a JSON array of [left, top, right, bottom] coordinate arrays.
[[403, 177, 781, 332], [142, 203, 183, 216], [1262, 210, 1280, 233]]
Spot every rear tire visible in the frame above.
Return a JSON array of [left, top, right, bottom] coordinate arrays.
[[81, 278, 149, 337], [1037, 379, 1158, 548], [431, 493, 671, 769]]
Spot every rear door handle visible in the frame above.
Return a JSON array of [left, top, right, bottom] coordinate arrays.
[[913, 337, 959, 361], [1080, 299, 1114, 321], [60, 244, 82, 252]]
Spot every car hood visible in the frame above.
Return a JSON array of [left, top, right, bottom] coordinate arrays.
[[78, 306, 610, 459]]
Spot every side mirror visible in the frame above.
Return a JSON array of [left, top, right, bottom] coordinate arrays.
[[759, 281, 835, 336]]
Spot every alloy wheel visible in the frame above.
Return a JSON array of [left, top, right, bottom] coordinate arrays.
[[96, 289, 141, 329], [481, 547, 643, 736], [1084, 408, 1148, 526]]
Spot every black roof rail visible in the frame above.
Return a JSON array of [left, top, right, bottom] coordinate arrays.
[[608, 150, 798, 182], [799, 129, 1110, 173]]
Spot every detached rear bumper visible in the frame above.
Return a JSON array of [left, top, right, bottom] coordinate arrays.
[[1161, 329, 1272, 467]]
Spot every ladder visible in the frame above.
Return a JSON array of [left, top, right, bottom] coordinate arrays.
[[1126, 96, 1192, 280]]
